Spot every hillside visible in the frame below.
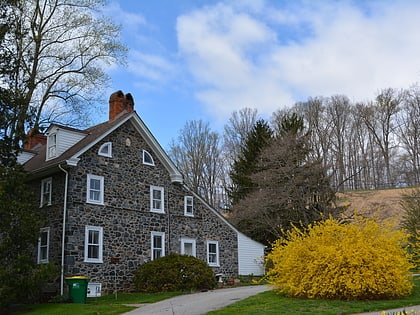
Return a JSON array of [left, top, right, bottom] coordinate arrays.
[[337, 188, 417, 225]]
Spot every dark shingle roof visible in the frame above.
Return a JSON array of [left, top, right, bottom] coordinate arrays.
[[24, 111, 131, 174]]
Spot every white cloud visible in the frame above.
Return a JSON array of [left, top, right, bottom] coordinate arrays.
[[127, 51, 176, 83], [105, 1, 179, 90], [104, 2, 147, 31], [176, 0, 420, 120]]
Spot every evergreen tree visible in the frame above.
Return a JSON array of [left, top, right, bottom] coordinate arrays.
[[228, 119, 273, 204], [231, 113, 340, 245]]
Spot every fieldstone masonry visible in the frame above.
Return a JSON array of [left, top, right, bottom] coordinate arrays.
[[32, 121, 238, 294]]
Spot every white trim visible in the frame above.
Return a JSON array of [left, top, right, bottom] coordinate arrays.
[[142, 150, 155, 166], [84, 226, 103, 263], [98, 142, 112, 157], [87, 174, 104, 205], [66, 112, 183, 183], [207, 240, 219, 267], [181, 237, 196, 257], [182, 184, 237, 231], [150, 186, 164, 213], [46, 133, 57, 160], [184, 196, 194, 217], [151, 231, 165, 260], [40, 177, 52, 207], [37, 227, 50, 264], [66, 157, 80, 166]]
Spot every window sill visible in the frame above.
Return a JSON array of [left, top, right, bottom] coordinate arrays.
[[150, 209, 165, 214], [87, 201, 104, 205], [208, 264, 220, 267], [84, 259, 103, 264]]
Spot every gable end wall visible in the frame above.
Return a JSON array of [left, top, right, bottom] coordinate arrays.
[[41, 122, 240, 293]]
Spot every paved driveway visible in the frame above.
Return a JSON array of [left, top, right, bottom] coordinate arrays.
[[122, 285, 271, 315]]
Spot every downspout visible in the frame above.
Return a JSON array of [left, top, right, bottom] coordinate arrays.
[[58, 164, 68, 296], [167, 187, 170, 254]]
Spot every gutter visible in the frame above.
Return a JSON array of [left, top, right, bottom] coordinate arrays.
[[58, 164, 68, 296]]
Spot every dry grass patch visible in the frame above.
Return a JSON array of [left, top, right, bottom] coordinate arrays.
[[338, 188, 417, 224]]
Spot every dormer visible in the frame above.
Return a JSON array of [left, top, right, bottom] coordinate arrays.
[[45, 125, 87, 161]]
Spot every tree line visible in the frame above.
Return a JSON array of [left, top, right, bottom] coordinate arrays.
[[170, 86, 420, 212], [294, 87, 420, 191]]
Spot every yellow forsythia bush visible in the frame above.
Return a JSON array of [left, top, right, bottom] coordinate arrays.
[[266, 217, 414, 300]]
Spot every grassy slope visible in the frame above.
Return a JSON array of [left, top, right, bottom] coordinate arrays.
[[337, 187, 418, 225]]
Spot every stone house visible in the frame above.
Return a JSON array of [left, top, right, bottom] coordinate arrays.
[[20, 91, 265, 296]]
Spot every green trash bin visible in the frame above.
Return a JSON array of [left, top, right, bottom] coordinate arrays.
[[65, 276, 90, 303]]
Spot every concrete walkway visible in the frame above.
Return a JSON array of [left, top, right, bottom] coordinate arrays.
[[122, 285, 270, 315]]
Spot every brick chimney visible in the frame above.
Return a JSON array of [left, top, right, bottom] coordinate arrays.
[[109, 90, 134, 120], [24, 128, 47, 150]]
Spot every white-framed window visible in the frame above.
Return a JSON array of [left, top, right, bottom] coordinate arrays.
[[84, 226, 103, 263], [40, 177, 52, 207], [207, 240, 219, 266], [143, 150, 155, 166], [150, 186, 164, 213], [184, 196, 194, 216], [87, 174, 104, 205], [98, 142, 112, 157], [47, 133, 57, 159], [151, 231, 165, 260], [37, 227, 50, 264], [181, 237, 196, 257]]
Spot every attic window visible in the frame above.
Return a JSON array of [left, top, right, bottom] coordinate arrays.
[[47, 133, 57, 159], [143, 150, 154, 166], [98, 142, 112, 157]]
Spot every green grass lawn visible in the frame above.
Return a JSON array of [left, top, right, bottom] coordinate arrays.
[[9, 291, 182, 315], [206, 278, 420, 315], [9, 279, 420, 315]]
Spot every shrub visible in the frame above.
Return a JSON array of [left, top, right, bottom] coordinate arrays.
[[401, 188, 420, 249], [0, 260, 58, 309], [400, 189, 420, 276], [266, 216, 414, 300], [133, 254, 216, 293]]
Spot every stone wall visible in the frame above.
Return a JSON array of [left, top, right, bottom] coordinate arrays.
[[32, 121, 238, 294]]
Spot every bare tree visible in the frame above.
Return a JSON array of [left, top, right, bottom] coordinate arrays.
[[397, 85, 420, 185], [295, 97, 334, 169], [1, 0, 126, 141], [223, 107, 258, 162], [327, 95, 351, 190], [358, 88, 402, 187], [169, 120, 224, 208], [347, 105, 371, 189], [220, 108, 259, 209]]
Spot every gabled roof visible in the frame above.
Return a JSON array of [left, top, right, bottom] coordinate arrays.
[[23, 111, 183, 183]]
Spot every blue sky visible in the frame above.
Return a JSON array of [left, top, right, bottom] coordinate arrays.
[[100, 0, 420, 150]]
